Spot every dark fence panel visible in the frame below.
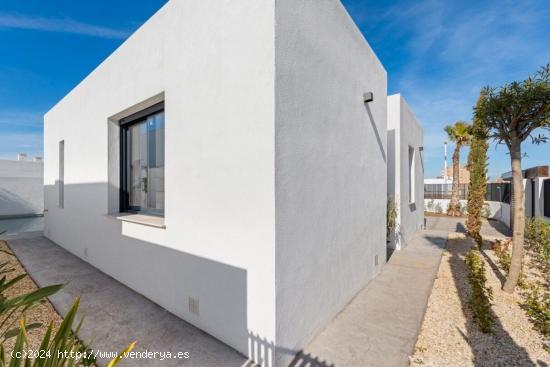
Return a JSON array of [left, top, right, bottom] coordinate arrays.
[[545, 179, 550, 217], [424, 184, 467, 200], [485, 183, 511, 204], [424, 182, 511, 204]]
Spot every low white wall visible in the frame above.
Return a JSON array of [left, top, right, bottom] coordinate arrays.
[[424, 198, 510, 228], [0, 160, 43, 217]]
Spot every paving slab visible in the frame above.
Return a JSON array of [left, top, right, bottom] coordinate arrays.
[[7, 234, 250, 367], [291, 230, 447, 367]]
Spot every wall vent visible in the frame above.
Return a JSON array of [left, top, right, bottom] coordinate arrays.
[[188, 296, 200, 316], [374, 254, 379, 266]]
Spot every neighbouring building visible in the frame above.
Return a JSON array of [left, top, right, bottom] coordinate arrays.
[[0, 158, 43, 218], [442, 165, 470, 184], [387, 94, 424, 250], [43, 1, 391, 366]]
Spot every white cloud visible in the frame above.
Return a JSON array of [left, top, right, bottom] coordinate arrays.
[[0, 13, 130, 39]]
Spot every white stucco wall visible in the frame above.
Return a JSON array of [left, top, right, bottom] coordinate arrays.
[[274, 1, 387, 365], [532, 178, 547, 219], [0, 160, 43, 217], [424, 199, 511, 228], [387, 94, 424, 249], [44, 0, 276, 360]]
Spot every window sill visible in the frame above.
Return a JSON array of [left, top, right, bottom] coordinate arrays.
[[110, 213, 166, 229]]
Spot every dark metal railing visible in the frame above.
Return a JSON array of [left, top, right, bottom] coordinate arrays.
[[424, 182, 511, 204], [424, 184, 467, 200]]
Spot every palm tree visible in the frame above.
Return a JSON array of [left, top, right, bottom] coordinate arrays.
[[444, 121, 472, 216]]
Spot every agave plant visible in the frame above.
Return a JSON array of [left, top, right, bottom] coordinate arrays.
[[2, 298, 135, 367], [0, 259, 63, 343], [0, 247, 135, 366]]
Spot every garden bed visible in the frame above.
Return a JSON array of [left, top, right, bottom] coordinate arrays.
[[0, 240, 64, 355], [410, 233, 550, 366]]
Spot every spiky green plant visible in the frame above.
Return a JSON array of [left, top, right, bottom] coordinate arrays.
[[3, 298, 136, 366], [0, 247, 135, 366]]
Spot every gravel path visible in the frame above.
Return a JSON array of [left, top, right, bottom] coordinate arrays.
[[411, 233, 550, 366]]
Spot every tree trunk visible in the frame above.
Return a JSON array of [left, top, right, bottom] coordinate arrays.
[[503, 139, 525, 293], [448, 144, 462, 216]]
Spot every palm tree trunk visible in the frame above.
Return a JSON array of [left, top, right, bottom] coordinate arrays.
[[503, 138, 525, 293], [448, 144, 461, 216]]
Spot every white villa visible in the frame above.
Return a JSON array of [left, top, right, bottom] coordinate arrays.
[[43, 1, 424, 366]]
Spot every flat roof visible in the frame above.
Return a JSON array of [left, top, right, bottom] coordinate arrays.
[[501, 165, 548, 180]]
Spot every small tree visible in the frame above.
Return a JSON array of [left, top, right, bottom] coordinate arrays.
[[475, 64, 550, 293], [444, 121, 472, 216], [466, 93, 489, 246]]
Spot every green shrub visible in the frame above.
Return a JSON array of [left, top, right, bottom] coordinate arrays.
[[426, 200, 435, 212], [481, 203, 492, 218], [525, 218, 550, 265], [493, 239, 511, 273], [493, 239, 526, 288], [386, 198, 398, 240], [522, 283, 550, 352], [465, 249, 495, 333]]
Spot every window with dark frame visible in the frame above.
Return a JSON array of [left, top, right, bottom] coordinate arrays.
[[120, 102, 165, 217]]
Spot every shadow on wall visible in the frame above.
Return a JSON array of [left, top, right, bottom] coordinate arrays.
[[43, 182, 334, 366], [364, 104, 386, 163], [43, 181, 253, 364], [0, 186, 42, 217], [248, 332, 334, 367]]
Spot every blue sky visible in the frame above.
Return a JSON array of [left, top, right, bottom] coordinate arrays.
[[1, 0, 549, 178]]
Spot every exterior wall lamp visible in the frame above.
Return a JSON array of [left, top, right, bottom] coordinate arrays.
[[363, 92, 374, 103]]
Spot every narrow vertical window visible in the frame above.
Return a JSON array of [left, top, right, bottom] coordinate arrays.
[[409, 146, 415, 204], [59, 140, 64, 208], [120, 102, 165, 216]]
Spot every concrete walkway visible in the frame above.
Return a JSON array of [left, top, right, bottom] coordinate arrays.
[[292, 230, 447, 367], [7, 234, 250, 367]]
